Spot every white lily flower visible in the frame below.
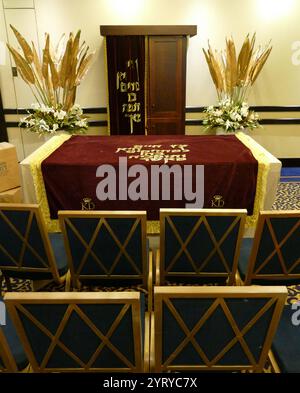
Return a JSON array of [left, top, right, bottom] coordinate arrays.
[[225, 120, 232, 129], [31, 103, 41, 110], [54, 110, 67, 120], [75, 120, 87, 128], [240, 107, 249, 117]]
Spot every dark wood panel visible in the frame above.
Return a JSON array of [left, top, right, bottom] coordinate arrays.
[[147, 118, 184, 135], [148, 36, 186, 123], [100, 25, 197, 37]]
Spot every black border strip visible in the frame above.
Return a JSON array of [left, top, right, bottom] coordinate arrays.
[[5, 105, 300, 116], [279, 158, 300, 167], [185, 118, 300, 125], [4, 108, 28, 115], [260, 118, 300, 125], [12, 120, 108, 128], [83, 107, 107, 114], [4, 107, 108, 115], [185, 105, 300, 113]]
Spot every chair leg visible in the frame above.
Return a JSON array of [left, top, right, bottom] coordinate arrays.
[[64, 271, 71, 292], [268, 350, 281, 373], [72, 280, 81, 292]]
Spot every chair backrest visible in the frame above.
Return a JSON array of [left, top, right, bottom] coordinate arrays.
[[244, 211, 300, 285], [0, 295, 28, 372], [160, 209, 246, 285], [59, 211, 147, 288], [0, 204, 59, 281], [153, 286, 287, 372], [5, 292, 143, 372]]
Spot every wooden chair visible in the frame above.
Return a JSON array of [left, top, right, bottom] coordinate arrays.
[[238, 211, 300, 285], [5, 292, 148, 373], [270, 304, 300, 373], [157, 209, 246, 286], [0, 297, 28, 372], [0, 204, 69, 291], [58, 211, 153, 310], [149, 286, 287, 373]]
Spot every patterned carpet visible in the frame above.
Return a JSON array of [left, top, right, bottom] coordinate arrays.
[[1, 181, 300, 305], [272, 182, 300, 210]]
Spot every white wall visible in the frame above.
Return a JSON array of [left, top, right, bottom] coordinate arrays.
[[32, 0, 300, 107], [1, 0, 300, 158]]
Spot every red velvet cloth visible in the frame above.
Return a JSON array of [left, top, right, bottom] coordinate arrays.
[[41, 135, 258, 220]]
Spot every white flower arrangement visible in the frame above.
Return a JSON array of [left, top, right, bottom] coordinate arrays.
[[203, 99, 260, 133], [20, 103, 88, 136], [7, 26, 95, 136]]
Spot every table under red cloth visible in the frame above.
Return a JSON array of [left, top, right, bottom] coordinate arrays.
[[41, 135, 258, 220]]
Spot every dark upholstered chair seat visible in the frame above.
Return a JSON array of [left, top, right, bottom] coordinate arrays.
[[272, 306, 300, 373], [0, 297, 28, 371]]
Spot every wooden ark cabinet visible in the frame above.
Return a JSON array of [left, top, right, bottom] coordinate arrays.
[[100, 26, 197, 135], [147, 36, 187, 135]]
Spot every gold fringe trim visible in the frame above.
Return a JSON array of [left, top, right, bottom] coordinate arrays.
[[236, 131, 270, 228], [147, 220, 160, 235], [30, 134, 71, 232]]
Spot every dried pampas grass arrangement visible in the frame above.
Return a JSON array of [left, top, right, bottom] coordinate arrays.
[[203, 33, 272, 102], [7, 25, 95, 111]]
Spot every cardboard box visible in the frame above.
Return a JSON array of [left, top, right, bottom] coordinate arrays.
[[0, 142, 21, 193], [0, 187, 22, 203]]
